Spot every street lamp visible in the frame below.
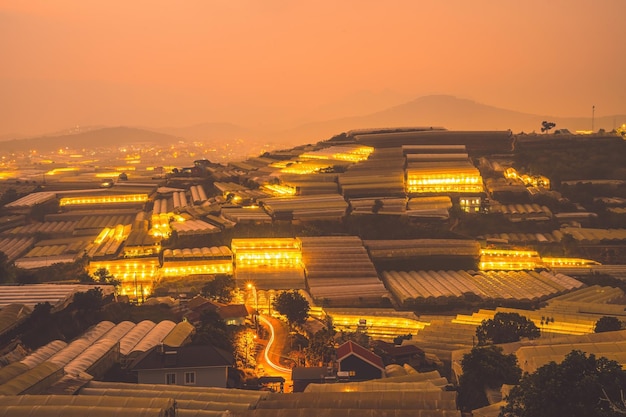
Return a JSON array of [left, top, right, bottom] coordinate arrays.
[[247, 283, 258, 332]]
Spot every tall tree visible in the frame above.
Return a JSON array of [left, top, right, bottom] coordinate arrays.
[[272, 290, 310, 329], [458, 345, 522, 411], [500, 350, 626, 417], [476, 312, 540, 345]]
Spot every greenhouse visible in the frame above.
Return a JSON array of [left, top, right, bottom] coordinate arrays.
[[300, 236, 390, 306], [0, 304, 31, 337], [127, 320, 177, 357], [382, 270, 584, 306], [119, 320, 157, 356], [0, 361, 63, 395], [20, 340, 68, 369]]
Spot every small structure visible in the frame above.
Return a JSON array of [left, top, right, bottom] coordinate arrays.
[[335, 341, 385, 381], [291, 366, 336, 393], [131, 344, 234, 388]]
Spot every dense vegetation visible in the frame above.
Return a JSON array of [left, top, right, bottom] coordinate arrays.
[[501, 350, 626, 417]]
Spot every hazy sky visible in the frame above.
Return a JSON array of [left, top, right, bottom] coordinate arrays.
[[1, 0, 624, 137]]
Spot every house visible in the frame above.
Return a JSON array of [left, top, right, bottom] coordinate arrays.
[[336, 341, 385, 381], [371, 340, 429, 368], [291, 366, 336, 393], [130, 344, 235, 388], [182, 296, 251, 327], [217, 304, 252, 326]]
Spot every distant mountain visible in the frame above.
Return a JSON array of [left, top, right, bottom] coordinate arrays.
[[153, 122, 258, 142], [277, 95, 626, 142], [1, 126, 182, 153], [5, 96, 624, 155]]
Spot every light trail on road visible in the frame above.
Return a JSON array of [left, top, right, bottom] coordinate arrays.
[[258, 315, 292, 374]]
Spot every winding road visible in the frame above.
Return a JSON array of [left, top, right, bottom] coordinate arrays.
[[258, 315, 292, 374]]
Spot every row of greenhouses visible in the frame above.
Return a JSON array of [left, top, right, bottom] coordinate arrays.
[[382, 270, 584, 305], [300, 236, 390, 307]]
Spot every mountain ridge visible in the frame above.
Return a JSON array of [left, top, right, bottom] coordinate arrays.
[[3, 96, 624, 153]]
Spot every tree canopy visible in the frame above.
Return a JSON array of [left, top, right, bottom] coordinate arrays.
[[500, 350, 626, 417], [458, 345, 522, 412], [191, 309, 233, 352], [476, 312, 540, 345], [272, 290, 310, 328], [201, 274, 235, 303], [594, 316, 623, 333]]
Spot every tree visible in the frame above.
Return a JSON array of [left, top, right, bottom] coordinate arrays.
[[192, 309, 233, 352], [0, 251, 16, 283], [372, 199, 384, 214], [500, 350, 626, 417], [202, 275, 235, 303], [72, 287, 104, 311], [458, 345, 522, 412], [594, 316, 623, 333], [541, 121, 556, 133], [272, 290, 310, 329], [476, 312, 540, 345], [304, 316, 336, 366], [92, 267, 121, 288]]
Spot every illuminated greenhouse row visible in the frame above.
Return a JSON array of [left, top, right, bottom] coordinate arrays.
[[161, 246, 233, 277], [59, 194, 149, 207], [85, 224, 132, 259], [406, 161, 484, 194], [88, 258, 160, 298], [299, 144, 374, 162], [479, 248, 544, 270], [232, 238, 305, 289]]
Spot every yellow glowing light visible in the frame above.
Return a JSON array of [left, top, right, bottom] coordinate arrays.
[[59, 194, 149, 206], [45, 167, 79, 176], [95, 172, 121, 178], [262, 184, 297, 196], [542, 257, 601, 267]]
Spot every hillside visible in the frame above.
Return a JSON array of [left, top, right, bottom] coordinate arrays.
[[1, 126, 183, 153]]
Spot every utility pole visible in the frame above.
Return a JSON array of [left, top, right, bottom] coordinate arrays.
[[592, 105, 595, 132]]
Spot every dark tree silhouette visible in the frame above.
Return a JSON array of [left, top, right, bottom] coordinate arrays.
[[500, 350, 626, 417], [540, 121, 556, 133], [272, 290, 310, 329], [594, 316, 623, 333], [476, 312, 540, 345], [458, 345, 521, 412]]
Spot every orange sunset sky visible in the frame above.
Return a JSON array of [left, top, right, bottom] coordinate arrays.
[[1, 0, 624, 137]]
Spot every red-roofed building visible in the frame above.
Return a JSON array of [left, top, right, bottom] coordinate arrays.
[[336, 340, 385, 381]]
